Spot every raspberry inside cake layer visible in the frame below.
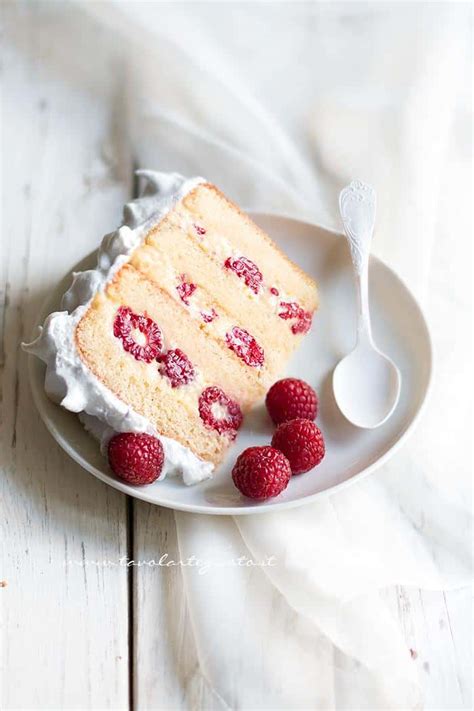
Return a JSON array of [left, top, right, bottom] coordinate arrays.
[[131, 185, 318, 371], [106, 265, 270, 405], [76, 290, 241, 466], [75, 182, 318, 468]]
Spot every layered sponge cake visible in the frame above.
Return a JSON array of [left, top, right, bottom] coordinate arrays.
[[25, 172, 318, 484]]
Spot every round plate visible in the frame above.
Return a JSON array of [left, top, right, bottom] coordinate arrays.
[[28, 213, 432, 515]]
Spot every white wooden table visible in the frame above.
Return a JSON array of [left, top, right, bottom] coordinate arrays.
[[1, 6, 471, 710]]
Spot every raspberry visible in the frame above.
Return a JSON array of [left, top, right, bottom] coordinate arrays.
[[113, 306, 163, 363], [201, 308, 219, 323], [232, 446, 291, 500], [158, 348, 195, 387], [198, 386, 243, 437], [271, 419, 325, 475], [225, 326, 264, 367], [224, 256, 263, 294], [177, 276, 197, 305], [278, 301, 313, 335], [278, 301, 300, 320], [270, 287, 280, 296], [108, 432, 164, 485], [265, 378, 318, 425], [193, 223, 206, 235], [291, 312, 312, 335]]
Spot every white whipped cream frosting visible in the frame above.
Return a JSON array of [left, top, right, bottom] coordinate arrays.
[[23, 171, 214, 486]]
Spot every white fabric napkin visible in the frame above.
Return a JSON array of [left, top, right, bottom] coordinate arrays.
[[80, 2, 473, 707]]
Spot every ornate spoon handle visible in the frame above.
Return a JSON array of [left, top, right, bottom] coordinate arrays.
[[339, 180, 376, 342]]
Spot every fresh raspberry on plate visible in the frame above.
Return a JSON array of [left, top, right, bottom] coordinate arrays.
[[232, 446, 291, 500], [108, 433, 164, 485], [271, 418, 325, 474], [265, 378, 318, 425]]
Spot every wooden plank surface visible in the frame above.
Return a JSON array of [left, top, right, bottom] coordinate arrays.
[[381, 587, 472, 710], [131, 505, 219, 711], [1, 6, 131, 709]]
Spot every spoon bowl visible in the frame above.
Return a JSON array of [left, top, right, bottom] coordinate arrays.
[[333, 341, 401, 429]]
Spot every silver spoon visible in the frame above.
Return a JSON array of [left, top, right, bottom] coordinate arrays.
[[333, 180, 401, 429]]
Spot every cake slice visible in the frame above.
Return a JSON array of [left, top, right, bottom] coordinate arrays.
[[24, 171, 318, 485]]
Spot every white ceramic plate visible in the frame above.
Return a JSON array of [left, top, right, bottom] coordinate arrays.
[[28, 213, 432, 515]]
